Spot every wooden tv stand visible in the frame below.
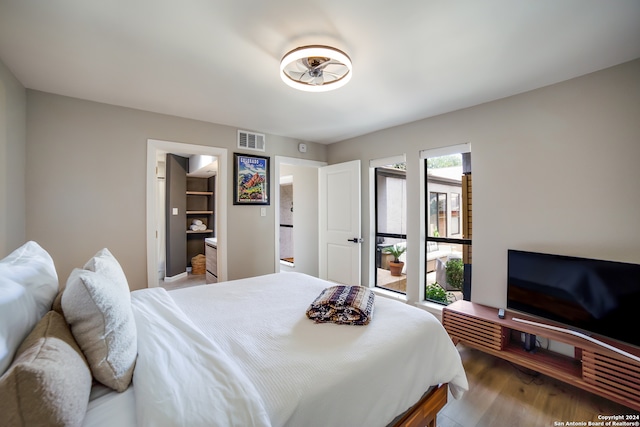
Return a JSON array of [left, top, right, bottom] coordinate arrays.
[[442, 300, 640, 411]]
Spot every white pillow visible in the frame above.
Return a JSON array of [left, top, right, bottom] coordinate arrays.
[[83, 248, 129, 289], [0, 241, 58, 375], [62, 249, 137, 392]]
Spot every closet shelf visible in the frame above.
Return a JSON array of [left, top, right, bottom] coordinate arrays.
[[186, 210, 213, 214], [186, 191, 213, 196], [186, 229, 213, 234]]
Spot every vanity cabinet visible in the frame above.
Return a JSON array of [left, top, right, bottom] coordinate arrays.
[[205, 240, 217, 283]]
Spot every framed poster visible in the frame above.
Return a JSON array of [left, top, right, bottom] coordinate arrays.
[[233, 153, 270, 205]]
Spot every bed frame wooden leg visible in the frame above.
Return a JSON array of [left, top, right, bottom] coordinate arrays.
[[392, 383, 448, 427]]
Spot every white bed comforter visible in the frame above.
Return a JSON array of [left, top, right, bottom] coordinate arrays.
[[168, 272, 468, 427], [130, 288, 271, 427], [84, 272, 468, 427]]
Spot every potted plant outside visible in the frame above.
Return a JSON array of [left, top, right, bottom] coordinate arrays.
[[382, 244, 406, 276]]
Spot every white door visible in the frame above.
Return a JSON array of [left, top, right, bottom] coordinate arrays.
[[319, 160, 361, 285]]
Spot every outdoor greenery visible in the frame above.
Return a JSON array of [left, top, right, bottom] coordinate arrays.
[[425, 282, 454, 304], [445, 258, 464, 290], [382, 244, 406, 263], [426, 154, 462, 169]]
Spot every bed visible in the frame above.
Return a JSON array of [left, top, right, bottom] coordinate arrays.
[[0, 241, 468, 427]]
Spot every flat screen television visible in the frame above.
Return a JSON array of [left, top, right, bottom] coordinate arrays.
[[507, 249, 640, 348]]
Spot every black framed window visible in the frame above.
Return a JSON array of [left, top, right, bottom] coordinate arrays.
[[429, 192, 447, 238], [374, 164, 407, 294], [424, 153, 471, 304]]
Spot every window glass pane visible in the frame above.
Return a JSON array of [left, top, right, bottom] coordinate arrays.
[[429, 192, 448, 237], [424, 152, 470, 305], [376, 237, 407, 293], [451, 193, 460, 235], [429, 193, 438, 237], [375, 163, 406, 294], [376, 173, 406, 235], [425, 242, 468, 304], [437, 193, 447, 237]]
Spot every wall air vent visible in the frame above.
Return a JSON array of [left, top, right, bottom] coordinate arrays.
[[237, 130, 266, 152]]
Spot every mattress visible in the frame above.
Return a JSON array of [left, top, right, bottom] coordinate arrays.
[[83, 272, 468, 427]]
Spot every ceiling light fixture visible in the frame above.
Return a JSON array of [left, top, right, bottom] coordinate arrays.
[[280, 45, 352, 92]]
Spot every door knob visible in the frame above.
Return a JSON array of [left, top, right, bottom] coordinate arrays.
[[347, 238, 363, 243]]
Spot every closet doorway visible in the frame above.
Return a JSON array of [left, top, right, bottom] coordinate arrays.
[[146, 139, 228, 288]]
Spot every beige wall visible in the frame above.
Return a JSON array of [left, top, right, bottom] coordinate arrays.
[[0, 59, 27, 257], [25, 91, 327, 290], [326, 58, 640, 309], [8, 57, 640, 302]]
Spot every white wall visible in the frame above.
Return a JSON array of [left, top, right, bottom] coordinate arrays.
[[0, 59, 26, 257], [327, 58, 640, 309]]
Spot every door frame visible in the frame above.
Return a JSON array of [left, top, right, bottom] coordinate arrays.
[[273, 156, 327, 273], [146, 139, 228, 287]]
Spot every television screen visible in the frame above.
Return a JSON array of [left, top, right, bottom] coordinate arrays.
[[507, 250, 640, 348]]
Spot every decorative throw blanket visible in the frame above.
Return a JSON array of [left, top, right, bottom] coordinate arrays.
[[306, 285, 375, 325]]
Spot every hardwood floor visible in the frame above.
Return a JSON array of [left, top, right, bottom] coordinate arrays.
[[438, 344, 638, 427]]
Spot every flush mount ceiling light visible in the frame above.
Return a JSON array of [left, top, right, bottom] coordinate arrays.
[[280, 45, 352, 92]]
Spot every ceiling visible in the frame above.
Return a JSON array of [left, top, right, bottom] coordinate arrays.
[[1, 1, 638, 145]]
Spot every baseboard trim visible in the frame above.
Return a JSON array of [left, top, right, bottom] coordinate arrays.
[[163, 271, 187, 282]]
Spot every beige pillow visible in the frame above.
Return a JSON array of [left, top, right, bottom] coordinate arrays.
[[0, 311, 92, 427], [62, 257, 137, 392], [51, 288, 64, 315]]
